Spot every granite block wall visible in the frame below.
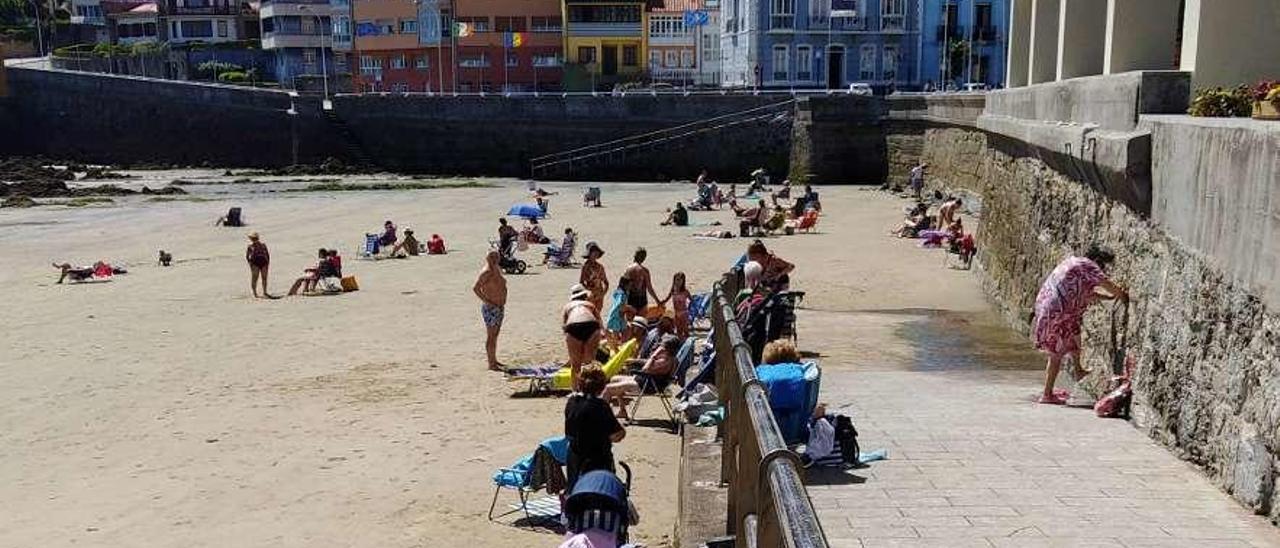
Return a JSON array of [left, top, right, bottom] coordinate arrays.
[[917, 125, 1280, 523]]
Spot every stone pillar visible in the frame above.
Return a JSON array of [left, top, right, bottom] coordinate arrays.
[[1056, 0, 1107, 80], [1027, 0, 1060, 84], [1181, 0, 1280, 89], [1006, 0, 1033, 87], [1103, 0, 1180, 74]]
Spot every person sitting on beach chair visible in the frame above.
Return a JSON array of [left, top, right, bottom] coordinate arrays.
[[544, 228, 578, 267], [289, 249, 337, 295], [377, 220, 397, 249], [603, 335, 681, 420], [427, 234, 447, 255], [521, 218, 550, 244]]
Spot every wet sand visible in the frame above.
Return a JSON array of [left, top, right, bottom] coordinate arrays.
[[0, 174, 1022, 547]]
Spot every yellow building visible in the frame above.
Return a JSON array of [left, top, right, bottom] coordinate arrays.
[[562, 0, 651, 87]]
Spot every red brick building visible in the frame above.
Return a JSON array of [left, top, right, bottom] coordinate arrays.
[[349, 0, 453, 92], [453, 0, 563, 92]]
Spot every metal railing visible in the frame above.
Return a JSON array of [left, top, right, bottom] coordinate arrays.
[[711, 278, 828, 548]]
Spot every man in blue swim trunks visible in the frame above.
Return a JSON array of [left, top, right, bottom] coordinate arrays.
[[473, 251, 508, 371]]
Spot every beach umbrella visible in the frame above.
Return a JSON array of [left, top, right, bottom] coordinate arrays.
[[507, 204, 546, 219]]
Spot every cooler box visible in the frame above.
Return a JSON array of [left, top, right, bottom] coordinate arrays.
[[756, 361, 821, 445]]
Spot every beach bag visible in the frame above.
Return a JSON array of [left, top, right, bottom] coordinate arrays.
[[340, 275, 359, 292], [319, 277, 342, 293], [831, 414, 860, 465], [1095, 356, 1134, 419]]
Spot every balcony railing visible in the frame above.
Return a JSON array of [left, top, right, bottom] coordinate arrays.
[[880, 14, 904, 31], [165, 3, 237, 15], [769, 14, 793, 30]]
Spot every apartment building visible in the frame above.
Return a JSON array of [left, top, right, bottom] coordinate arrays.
[[563, 0, 649, 90], [260, 0, 349, 89], [349, 0, 453, 92], [453, 0, 563, 92]]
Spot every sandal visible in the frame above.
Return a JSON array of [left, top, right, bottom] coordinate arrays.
[[1038, 392, 1069, 405]]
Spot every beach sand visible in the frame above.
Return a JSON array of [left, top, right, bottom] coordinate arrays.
[[0, 175, 1000, 547]]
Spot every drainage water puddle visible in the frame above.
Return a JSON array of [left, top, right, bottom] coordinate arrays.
[[802, 307, 1042, 372]]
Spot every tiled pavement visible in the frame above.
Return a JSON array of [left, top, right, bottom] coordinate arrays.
[[808, 368, 1280, 548]]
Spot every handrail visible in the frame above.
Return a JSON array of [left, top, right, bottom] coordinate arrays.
[[528, 98, 795, 165], [711, 279, 828, 548]]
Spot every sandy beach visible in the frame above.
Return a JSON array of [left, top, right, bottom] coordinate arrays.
[[0, 174, 1004, 547]]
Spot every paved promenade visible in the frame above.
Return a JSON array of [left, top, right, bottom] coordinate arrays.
[[807, 340, 1280, 548]]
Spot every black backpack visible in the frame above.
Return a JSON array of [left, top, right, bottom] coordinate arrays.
[[831, 414, 861, 465]]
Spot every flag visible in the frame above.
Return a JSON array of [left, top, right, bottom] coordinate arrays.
[[683, 9, 708, 26], [503, 31, 524, 48], [453, 21, 473, 37], [831, 0, 857, 17]]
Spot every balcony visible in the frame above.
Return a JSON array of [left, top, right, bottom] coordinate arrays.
[[880, 14, 904, 32], [71, 14, 106, 25], [262, 31, 328, 49], [165, 1, 237, 15], [769, 14, 793, 30], [935, 24, 963, 42], [971, 25, 998, 42], [567, 21, 642, 37]]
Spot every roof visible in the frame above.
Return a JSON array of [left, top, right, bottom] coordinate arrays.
[[102, 0, 158, 15]]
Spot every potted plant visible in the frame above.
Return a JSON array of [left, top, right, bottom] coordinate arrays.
[[1189, 85, 1253, 118], [1251, 80, 1280, 120]]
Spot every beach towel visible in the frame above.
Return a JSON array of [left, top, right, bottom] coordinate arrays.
[[548, 339, 637, 391], [508, 204, 547, 219], [605, 288, 626, 333]]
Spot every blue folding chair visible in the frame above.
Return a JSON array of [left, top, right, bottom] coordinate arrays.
[[358, 233, 380, 259], [488, 436, 568, 524], [629, 337, 695, 432]]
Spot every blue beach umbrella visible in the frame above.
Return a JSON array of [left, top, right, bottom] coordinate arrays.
[[507, 204, 546, 219]]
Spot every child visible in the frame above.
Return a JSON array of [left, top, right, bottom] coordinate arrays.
[[664, 272, 692, 338]]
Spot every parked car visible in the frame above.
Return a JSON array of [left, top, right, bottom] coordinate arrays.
[[847, 82, 873, 96]]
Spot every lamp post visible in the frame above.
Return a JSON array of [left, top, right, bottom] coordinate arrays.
[[298, 4, 330, 107], [29, 0, 45, 57]]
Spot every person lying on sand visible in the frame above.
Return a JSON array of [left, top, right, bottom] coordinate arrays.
[[53, 261, 123, 283]]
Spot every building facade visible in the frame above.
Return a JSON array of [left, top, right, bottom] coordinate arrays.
[[347, 0, 453, 92], [260, 0, 349, 90], [104, 0, 162, 44], [162, 0, 246, 44], [721, 0, 921, 91], [645, 0, 719, 87], [563, 0, 650, 90], [918, 0, 1007, 90], [454, 0, 564, 92]]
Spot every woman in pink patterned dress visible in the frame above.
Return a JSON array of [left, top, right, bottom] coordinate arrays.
[[1032, 246, 1128, 404]]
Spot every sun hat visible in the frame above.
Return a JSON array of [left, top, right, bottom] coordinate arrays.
[[583, 241, 604, 258], [247, 232, 260, 240], [630, 317, 648, 330], [570, 283, 591, 300]]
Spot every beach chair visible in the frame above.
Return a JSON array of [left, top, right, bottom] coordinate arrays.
[[583, 186, 602, 207], [688, 292, 711, 331], [505, 339, 638, 395], [628, 337, 695, 432], [488, 436, 569, 524], [788, 210, 820, 233], [216, 207, 243, 227], [358, 233, 380, 260], [546, 237, 577, 268]]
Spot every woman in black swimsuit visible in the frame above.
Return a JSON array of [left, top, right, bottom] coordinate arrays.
[[563, 283, 603, 391]]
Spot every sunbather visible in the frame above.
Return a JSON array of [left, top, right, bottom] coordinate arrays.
[[563, 284, 604, 392], [427, 234, 447, 254], [660, 202, 689, 226], [391, 229, 421, 257], [53, 262, 104, 284], [603, 335, 680, 420], [894, 202, 931, 238], [544, 228, 577, 265], [377, 220, 397, 248], [289, 249, 335, 295]]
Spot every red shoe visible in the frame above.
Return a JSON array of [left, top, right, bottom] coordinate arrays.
[[1038, 392, 1069, 405]]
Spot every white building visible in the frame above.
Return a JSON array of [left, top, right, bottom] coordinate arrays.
[[162, 0, 244, 44], [648, 0, 719, 86]]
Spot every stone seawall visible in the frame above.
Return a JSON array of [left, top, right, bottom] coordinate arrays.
[[920, 124, 1280, 524]]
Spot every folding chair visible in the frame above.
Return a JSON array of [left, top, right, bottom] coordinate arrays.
[[628, 337, 695, 432], [488, 436, 568, 524], [358, 233, 380, 260], [546, 237, 578, 268]]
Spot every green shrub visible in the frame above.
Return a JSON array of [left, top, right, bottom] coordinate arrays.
[[1189, 86, 1253, 117], [217, 70, 249, 83], [197, 60, 243, 79]]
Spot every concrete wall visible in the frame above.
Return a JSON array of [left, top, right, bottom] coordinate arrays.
[[789, 96, 887, 185], [1103, 0, 1181, 75], [4, 67, 344, 167], [1181, 0, 1280, 89], [902, 73, 1280, 524]]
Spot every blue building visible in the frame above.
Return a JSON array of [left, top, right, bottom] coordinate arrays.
[[918, 0, 1007, 90], [720, 0, 922, 91]]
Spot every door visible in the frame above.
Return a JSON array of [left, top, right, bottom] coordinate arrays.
[[827, 48, 844, 89], [602, 45, 618, 76]]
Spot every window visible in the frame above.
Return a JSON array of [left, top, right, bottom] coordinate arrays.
[[649, 50, 661, 67], [664, 50, 677, 67], [390, 55, 406, 69], [495, 16, 526, 32], [170, 21, 177, 37], [859, 44, 874, 79], [531, 16, 561, 32], [506, 52, 518, 67], [882, 45, 897, 81], [680, 50, 693, 68], [459, 17, 489, 31], [416, 55, 429, 69], [770, 0, 793, 29], [261, 17, 274, 33], [301, 16, 314, 34], [217, 20, 227, 37], [333, 16, 351, 42], [533, 53, 559, 67], [458, 53, 489, 67], [567, 5, 641, 23], [650, 15, 684, 37], [795, 45, 811, 80], [181, 20, 213, 37], [622, 45, 638, 66], [809, 0, 829, 27], [771, 45, 788, 81], [400, 19, 417, 33], [377, 19, 395, 34], [577, 46, 596, 64], [359, 55, 383, 74], [302, 49, 317, 68], [881, 0, 904, 31]]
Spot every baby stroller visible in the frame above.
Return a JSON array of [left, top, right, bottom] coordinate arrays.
[[562, 463, 634, 548], [490, 239, 528, 274], [739, 290, 806, 364]]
